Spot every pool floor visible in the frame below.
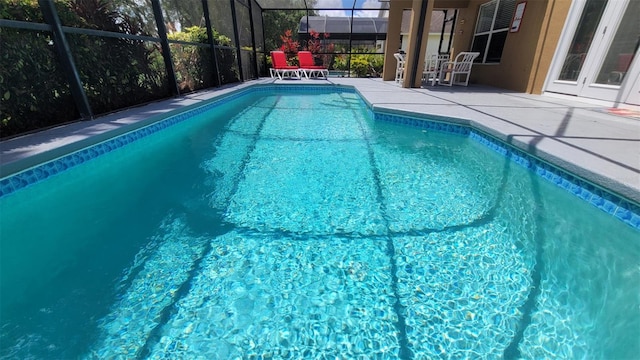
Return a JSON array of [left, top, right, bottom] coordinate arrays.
[[1, 91, 638, 359]]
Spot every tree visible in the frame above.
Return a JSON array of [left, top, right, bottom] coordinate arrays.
[[261, 0, 317, 52]]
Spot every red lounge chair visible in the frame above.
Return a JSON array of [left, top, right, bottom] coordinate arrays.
[[270, 51, 300, 80], [298, 51, 329, 79]]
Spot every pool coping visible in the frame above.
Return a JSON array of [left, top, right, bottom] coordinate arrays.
[[1, 79, 639, 229]]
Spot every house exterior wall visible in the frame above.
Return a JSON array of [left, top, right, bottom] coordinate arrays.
[[405, 0, 435, 87], [401, 33, 452, 56], [382, 0, 413, 80], [451, 0, 572, 93]]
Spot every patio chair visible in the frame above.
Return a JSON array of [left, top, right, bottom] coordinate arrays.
[[394, 53, 406, 84], [422, 54, 449, 86], [438, 52, 480, 86], [298, 51, 329, 79], [270, 51, 301, 80]]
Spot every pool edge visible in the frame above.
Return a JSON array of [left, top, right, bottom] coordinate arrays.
[[1, 82, 638, 230]]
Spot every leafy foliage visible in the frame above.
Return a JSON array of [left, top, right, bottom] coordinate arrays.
[[0, 0, 172, 137], [168, 27, 213, 92], [333, 54, 348, 71], [262, 0, 317, 53], [0, 0, 241, 138], [332, 48, 384, 77], [352, 53, 384, 77], [167, 26, 238, 92], [304, 30, 335, 67], [349, 56, 369, 77], [278, 29, 299, 64], [276, 28, 335, 66], [0, 0, 45, 21], [0, 26, 79, 136], [0, 0, 75, 136]]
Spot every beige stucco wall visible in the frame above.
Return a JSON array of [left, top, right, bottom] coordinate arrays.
[[451, 0, 572, 93], [382, 0, 413, 81], [383, 0, 434, 87], [401, 33, 452, 56], [405, 0, 435, 87]]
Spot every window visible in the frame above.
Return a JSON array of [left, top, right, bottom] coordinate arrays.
[[471, 0, 517, 63]]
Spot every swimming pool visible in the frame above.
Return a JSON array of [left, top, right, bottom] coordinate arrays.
[[0, 87, 638, 359]]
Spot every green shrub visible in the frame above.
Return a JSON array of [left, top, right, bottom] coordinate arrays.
[[350, 56, 370, 77], [1, 0, 79, 136], [168, 26, 214, 92], [333, 54, 348, 71], [0, 1, 240, 137], [350, 53, 383, 77], [0, 0, 170, 137]]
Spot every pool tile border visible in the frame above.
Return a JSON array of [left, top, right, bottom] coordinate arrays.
[[374, 111, 470, 136], [469, 131, 640, 229], [1, 84, 638, 230], [0, 85, 353, 198], [372, 109, 640, 230]]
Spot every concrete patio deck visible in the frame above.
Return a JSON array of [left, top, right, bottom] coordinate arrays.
[[1, 77, 639, 203]]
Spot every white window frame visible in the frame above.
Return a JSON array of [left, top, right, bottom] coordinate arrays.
[[471, 0, 516, 64]]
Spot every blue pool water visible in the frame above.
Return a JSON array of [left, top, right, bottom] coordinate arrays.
[[0, 89, 638, 359]]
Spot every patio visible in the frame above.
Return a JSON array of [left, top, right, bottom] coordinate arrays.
[[1, 78, 639, 204]]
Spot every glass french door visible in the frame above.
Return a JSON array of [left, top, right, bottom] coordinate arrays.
[[546, 0, 640, 103]]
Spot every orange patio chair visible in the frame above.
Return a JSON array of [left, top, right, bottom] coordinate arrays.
[[298, 51, 329, 79], [270, 51, 300, 80]]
